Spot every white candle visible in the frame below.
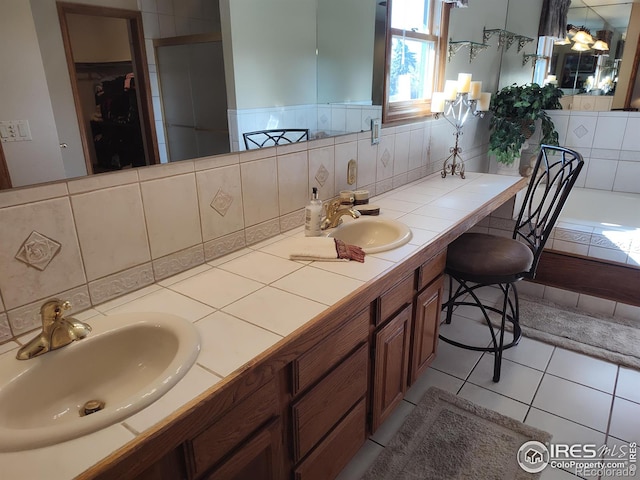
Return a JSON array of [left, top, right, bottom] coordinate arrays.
[[431, 92, 445, 113], [469, 81, 482, 100], [477, 92, 491, 111], [444, 80, 458, 100], [457, 73, 472, 93]]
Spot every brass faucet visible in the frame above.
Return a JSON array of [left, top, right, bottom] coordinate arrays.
[[321, 199, 361, 230], [16, 299, 92, 360]]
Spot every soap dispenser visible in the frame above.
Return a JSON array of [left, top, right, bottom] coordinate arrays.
[[305, 187, 322, 237]]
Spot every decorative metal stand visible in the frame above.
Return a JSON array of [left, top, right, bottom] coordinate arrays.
[[434, 94, 485, 179]]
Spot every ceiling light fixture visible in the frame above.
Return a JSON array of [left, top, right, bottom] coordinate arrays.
[[592, 39, 609, 51], [571, 41, 590, 52]]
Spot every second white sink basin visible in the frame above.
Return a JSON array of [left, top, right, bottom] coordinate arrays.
[[327, 217, 412, 253], [0, 312, 200, 452]]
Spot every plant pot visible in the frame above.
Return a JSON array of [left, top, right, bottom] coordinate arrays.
[[496, 160, 521, 176]]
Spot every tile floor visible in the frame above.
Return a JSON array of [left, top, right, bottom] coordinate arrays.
[[337, 287, 640, 480]]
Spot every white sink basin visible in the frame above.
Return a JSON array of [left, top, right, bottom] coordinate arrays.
[[327, 217, 412, 253], [0, 312, 200, 452]]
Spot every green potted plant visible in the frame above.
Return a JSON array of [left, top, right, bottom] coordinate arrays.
[[488, 83, 563, 166]]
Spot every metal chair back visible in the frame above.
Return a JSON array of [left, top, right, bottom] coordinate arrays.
[[242, 129, 309, 150], [513, 144, 584, 277]]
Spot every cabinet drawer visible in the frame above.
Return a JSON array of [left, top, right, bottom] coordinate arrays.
[[291, 343, 368, 462], [190, 380, 278, 476], [418, 249, 447, 291], [377, 273, 415, 325], [293, 399, 367, 480], [292, 307, 370, 396]]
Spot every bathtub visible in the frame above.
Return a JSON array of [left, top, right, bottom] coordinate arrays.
[[545, 187, 640, 268], [533, 187, 640, 309], [558, 188, 640, 230]]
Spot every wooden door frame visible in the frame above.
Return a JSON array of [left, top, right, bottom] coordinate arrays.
[[0, 141, 12, 190], [56, 2, 159, 174]]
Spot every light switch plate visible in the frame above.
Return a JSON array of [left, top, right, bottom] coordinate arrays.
[[371, 118, 380, 145], [0, 120, 32, 142]]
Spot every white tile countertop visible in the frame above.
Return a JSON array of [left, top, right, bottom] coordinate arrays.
[[0, 172, 524, 479]]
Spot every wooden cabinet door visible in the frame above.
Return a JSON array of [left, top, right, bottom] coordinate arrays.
[[410, 277, 444, 385], [202, 419, 283, 480], [134, 447, 187, 480], [371, 304, 412, 432]]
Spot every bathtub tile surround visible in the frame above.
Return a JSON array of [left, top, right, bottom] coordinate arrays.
[[547, 111, 640, 194], [481, 194, 640, 323]]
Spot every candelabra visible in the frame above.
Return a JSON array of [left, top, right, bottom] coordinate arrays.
[[434, 93, 486, 179]]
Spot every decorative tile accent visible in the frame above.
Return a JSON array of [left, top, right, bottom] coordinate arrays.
[[0, 313, 12, 343], [590, 232, 632, 252], [88, 263, 155, 306], [7, 285, 91, 336], [375, 179, 393, 196], [574, 125, 589, 139], [553, 228, 592, 244], [407, 168, 423, 183], [15, 231, 61, 271], [245, 218, 280, 246], [210, 188, 234, 217], [320, 113, 329, 125], [314, 164, 329, 187], [204, 231, 246, 262], [152, 245, 205, 281], [380, 148, 391, 167], [279, 209, 305, 233]]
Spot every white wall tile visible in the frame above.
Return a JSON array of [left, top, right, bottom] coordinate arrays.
[[543, 286, 579, 307], [592, 115, 627, 150], [614, 302, 640, 322], [278, 150, 309, 215], [393, 131, 410, 176], [583, 158, 617, 191], [308, 145, 335, 200], [376, 135, 395, 181], [357, 138, 377, 188], [334, 141, 357, 193], [72, 185, 151, 282], [0, 199, 86, 310], [613, 161, 640, 193], [565, 114, 596, 149], [621, 116, 640, 151], [240, 157, 279, 227], [196, 165, 244, 242], [576, 294, 616, 317], [141, 174, 202, 259]]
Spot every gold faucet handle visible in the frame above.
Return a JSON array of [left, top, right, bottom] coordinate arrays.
[[55, 300, 72, 318], [326, 199, 342, 215]]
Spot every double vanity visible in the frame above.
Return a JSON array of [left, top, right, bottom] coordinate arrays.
[[0, 172, 525, 480]]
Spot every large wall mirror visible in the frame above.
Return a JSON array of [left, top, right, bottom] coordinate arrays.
[[0, 0, 382, 189], [549, 0, 634, 110], [2, 0, 638, 191]]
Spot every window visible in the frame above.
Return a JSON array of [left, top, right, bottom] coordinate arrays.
[[383, 0, 450, 124]]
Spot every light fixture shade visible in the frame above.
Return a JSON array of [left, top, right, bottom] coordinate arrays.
[[592, 40, 609, 51], [571, 41, 590, 52], [554, 35, 571, 45], [573, 30, 594, 44]]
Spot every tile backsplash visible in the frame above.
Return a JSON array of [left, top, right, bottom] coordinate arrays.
[[547, 110, 640, 194], [0, 119, 491, 344]]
